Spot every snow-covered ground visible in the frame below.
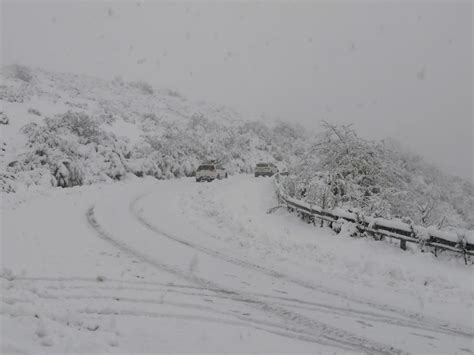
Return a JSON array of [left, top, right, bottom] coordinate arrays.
[[1, 175, 473, 353]]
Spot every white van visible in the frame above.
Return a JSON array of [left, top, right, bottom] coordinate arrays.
[[254, 162, 279, 177], [195, 162, 228, 182]]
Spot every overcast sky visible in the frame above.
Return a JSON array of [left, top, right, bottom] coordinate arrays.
[[1, 0, 472, 180]]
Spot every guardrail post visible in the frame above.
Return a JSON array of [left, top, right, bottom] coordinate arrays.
[[400, 239, 407, 251]]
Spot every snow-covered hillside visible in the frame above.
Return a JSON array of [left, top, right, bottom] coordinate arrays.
[[2, 65, 472, 231], [2, 175, 473, 353], [0, 65, 308, 193]]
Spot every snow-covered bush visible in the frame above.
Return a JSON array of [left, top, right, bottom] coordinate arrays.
[[0, 112, 9, 124], [127, 156, 162, 178], [101, 148, 126, 180], [28, 108, 42, 116], [54, 160, 84, 188], [163, 89, 183, 98], [296, 122, 388, 210], [17, 123, 79, 187], [0, 171, 16, 192], [48, 111, 102, 144], [9, 64, 34, 83], [0, 85, 26, 103], [130, 81, 154, 95], [14, 111, 131, 187], [284, 121, 474, 230]]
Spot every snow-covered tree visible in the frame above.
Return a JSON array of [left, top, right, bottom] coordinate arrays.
[[286, 121, 474, 229]]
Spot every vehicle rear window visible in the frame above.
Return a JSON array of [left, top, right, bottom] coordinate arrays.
[[256, 163, 268, 167], [197, 165, 215, 171]]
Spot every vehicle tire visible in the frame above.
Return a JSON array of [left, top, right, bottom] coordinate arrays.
[[225, 173, 228, 178]]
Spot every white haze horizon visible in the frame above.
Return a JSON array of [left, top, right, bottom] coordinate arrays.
[[1, 0, 472, 180]]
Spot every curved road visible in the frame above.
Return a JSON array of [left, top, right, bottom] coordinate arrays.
[[2, 175, 472, 353]]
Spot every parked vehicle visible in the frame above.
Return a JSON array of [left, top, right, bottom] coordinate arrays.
[[195, 161, 228, 182], [254, 162, 279, 177]]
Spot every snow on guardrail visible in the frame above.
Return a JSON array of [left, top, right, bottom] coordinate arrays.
[[273, 174, 474, 264]]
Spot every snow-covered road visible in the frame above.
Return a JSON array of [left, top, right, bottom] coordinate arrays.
[[1, 175, 473, 353]]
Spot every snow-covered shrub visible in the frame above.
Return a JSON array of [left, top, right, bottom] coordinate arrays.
[[127, 155, 162, 178], [130, 81, 154, 95], [284, 121, 474, 230], [304, 174, 340, 209], [54, 160, 84, 188], [16, 111, 131, 187], [65, 100, 88, 110], [164, 89, 183, 98], [28, 108, 42, 116], [142, 113, 160, 123], [16, 124, 79, 188], [338, 220, 359, 238], [0, 112, 9, 124], [112, 75, 125, 87], [101, 149, 126, 180], [48, 111, 102, 144], [0, 85, 26, 103], [295, 122, 387, 211], [1, 267, 15, 281], [0, 171, 16, 192], [9, 64, 34, 83]]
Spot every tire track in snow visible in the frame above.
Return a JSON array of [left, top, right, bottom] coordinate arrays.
[[87, 205, 403, 354], [3, 277, 431, 330], [133, 192, 473, 339], [75, 309, 334, 345], [18, 287, 283, 329], [6, 277, 459, 335], [0, 305, 313, 345], [5, 280, 372, 348], [6, 276, 208, 293], [20, 284, 455, 334]]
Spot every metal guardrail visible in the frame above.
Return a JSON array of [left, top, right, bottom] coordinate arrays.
[[273, 174, 474, 264]]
